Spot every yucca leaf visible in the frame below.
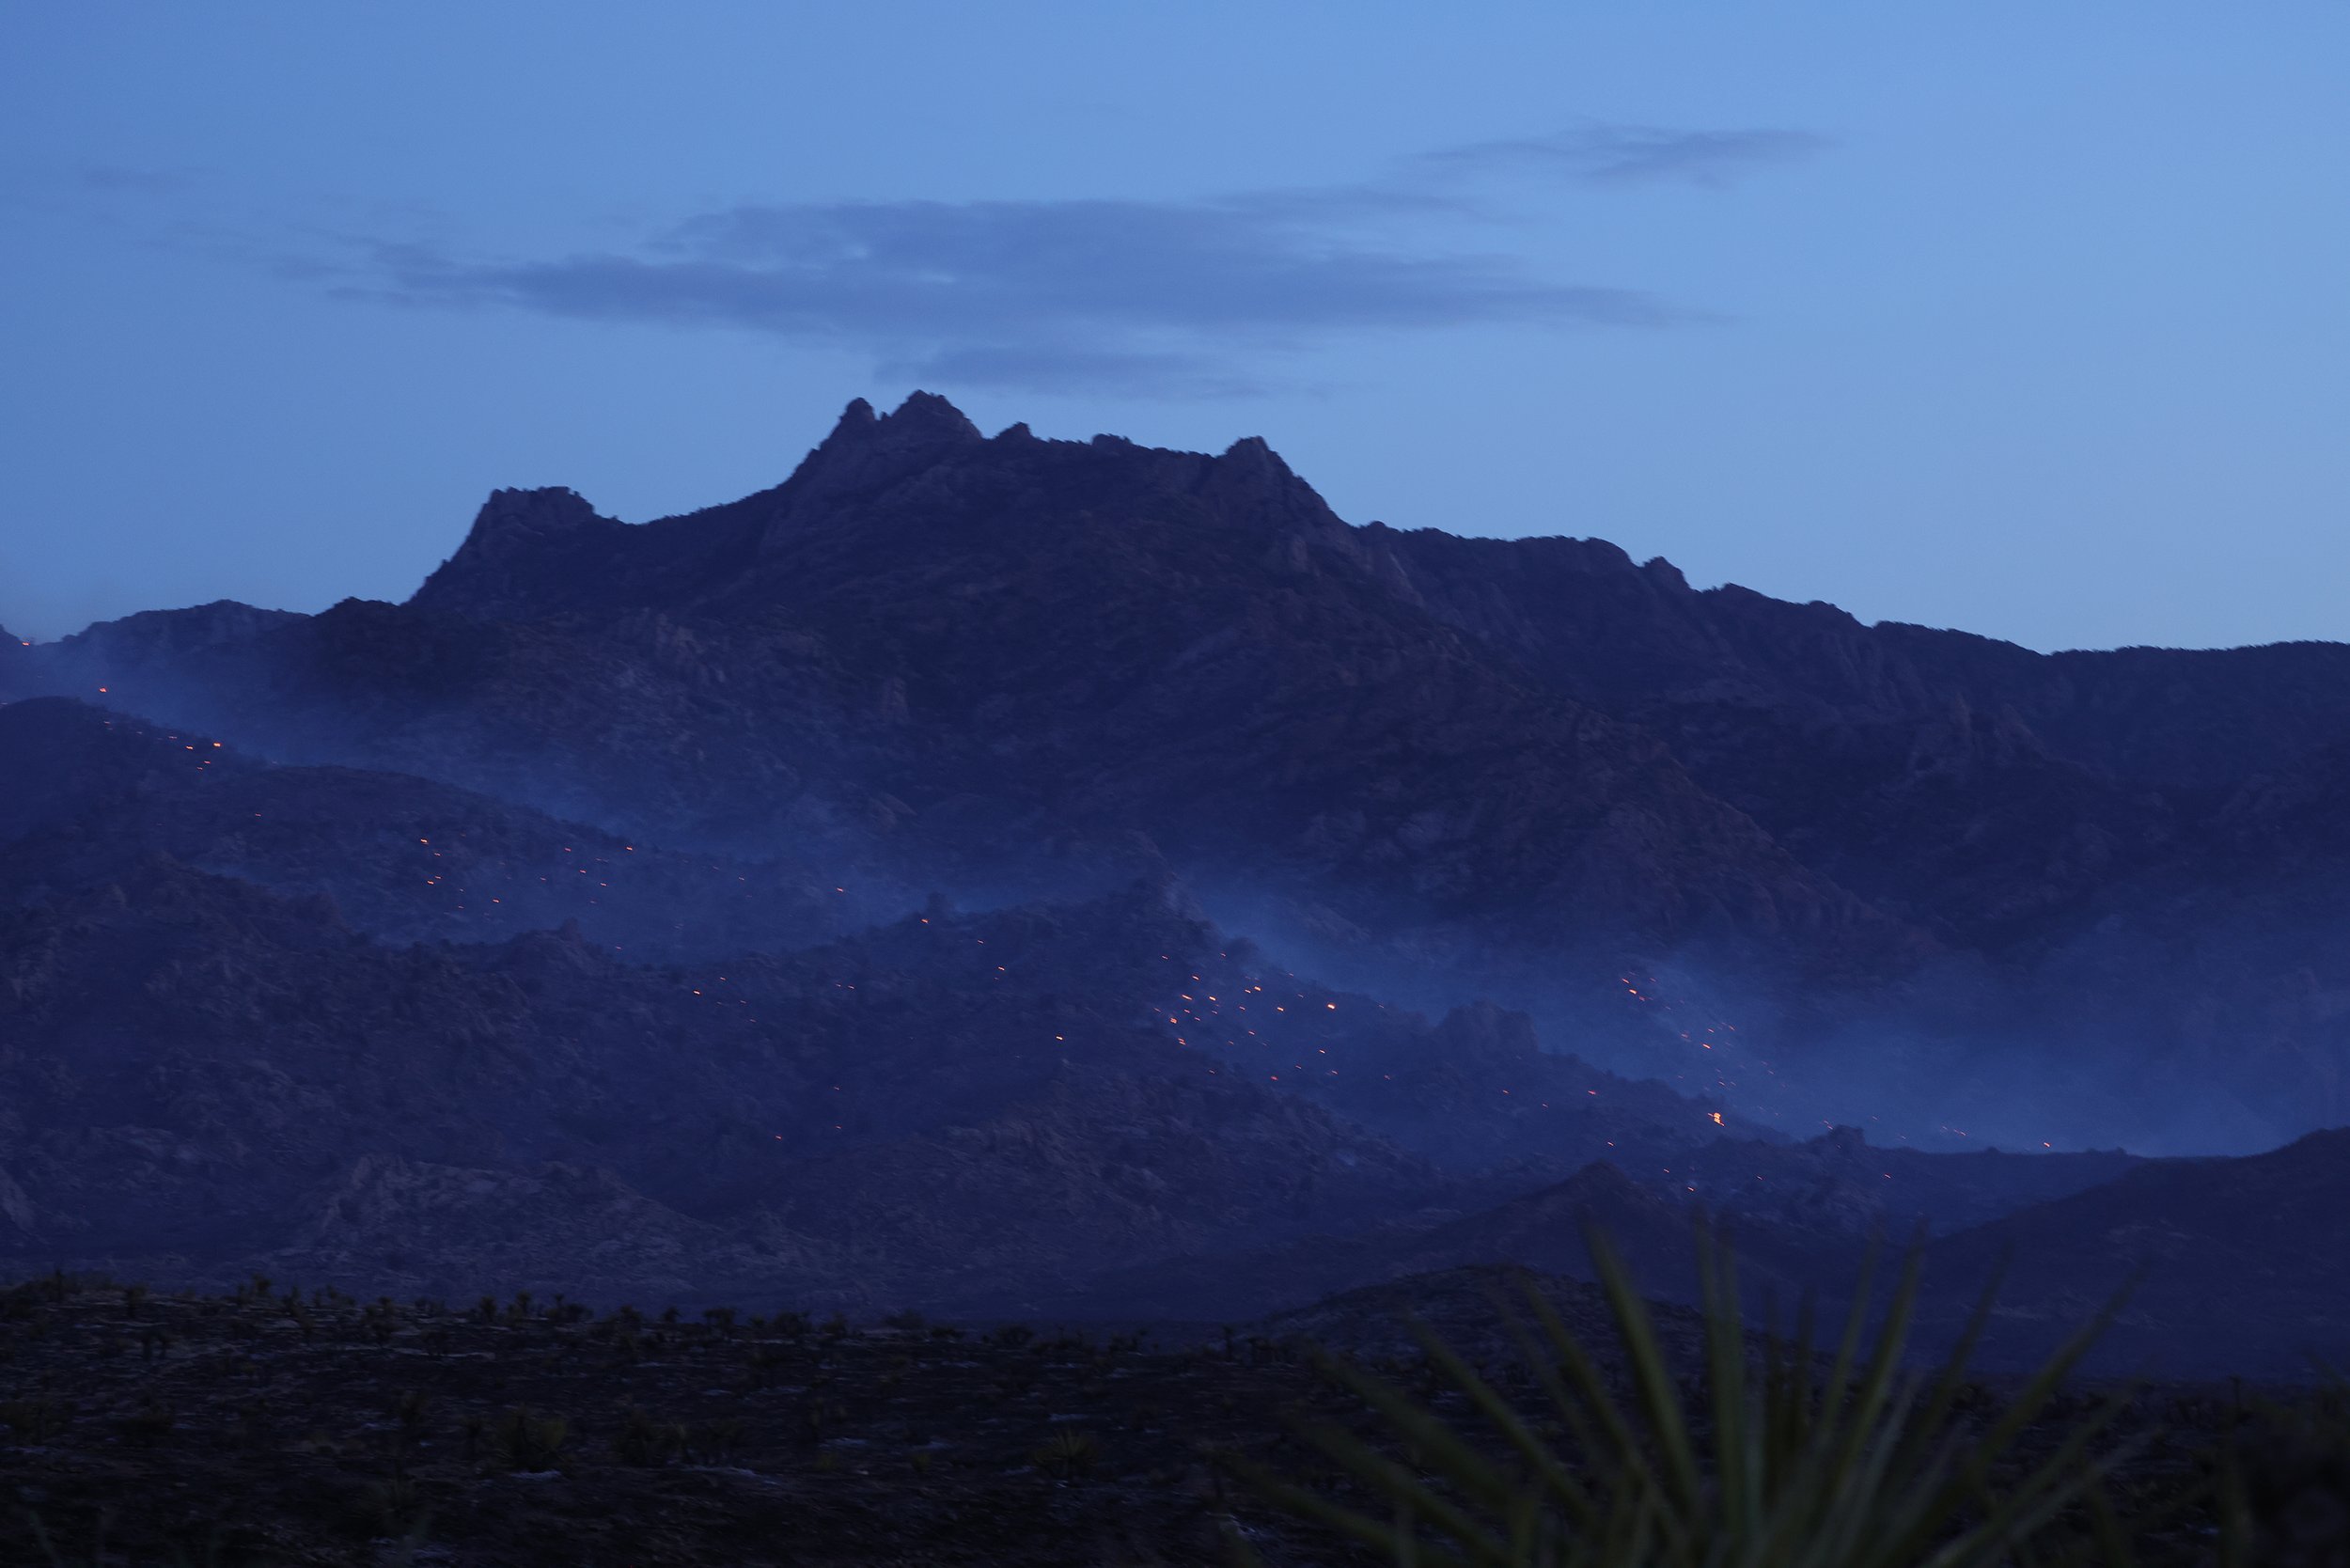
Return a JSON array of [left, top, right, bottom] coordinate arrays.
[[1279, 1415, 1520, 1565], [1311, 1346, 1530, 1518], [1406, 1317, 1605, 1532], [1581, 1226, 1705, 1519], [1515, 1278, 1691, 1558], [1243, 1228, 2148, 1568]]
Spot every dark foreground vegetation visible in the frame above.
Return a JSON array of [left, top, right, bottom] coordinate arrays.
[[6, 1256, 2346, 1567]]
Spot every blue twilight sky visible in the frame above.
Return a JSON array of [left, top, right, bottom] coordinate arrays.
[[1, 4, 2344, 651]]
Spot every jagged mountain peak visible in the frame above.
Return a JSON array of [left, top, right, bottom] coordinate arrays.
[[813, 390, 983, 457], [477, 483, 600, 524], [886, 388, 985, 441], [406, 395, 1361, 622], [773, 391, 992, 518], [411, 485, 627, 618], [28, 391, 2350, 1163], [458, 485, 609, 555], [777, 391, 1333, 536]]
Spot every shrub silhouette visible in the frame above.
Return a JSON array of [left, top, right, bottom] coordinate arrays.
[[612, 1403, 682, 1467], [1238, 1230, 2131, 1568], [1035, 1426, 1100, 1479], [486, 1406, 568, 1471]]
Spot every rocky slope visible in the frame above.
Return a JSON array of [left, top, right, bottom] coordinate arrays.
[[0, 812, 1746, 1313], [0, 725, 2143, 1327], [0, 697, 905, 957]]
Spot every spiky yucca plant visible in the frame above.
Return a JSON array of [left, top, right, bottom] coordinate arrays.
[[1240, 1232, 2132, 1568]]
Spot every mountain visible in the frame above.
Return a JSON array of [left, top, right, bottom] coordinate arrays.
[[0, 818, 1754, 1311], [1917, 1128, 2350, 1379], [1371, 527, 2350, 1147], [1045, 1161, 1812, 1326], [0, 851, 1377, 1301], [8, 391, 2350, 1370], [11, 395, 2350, 1151], [6, 398, 1905, 1002], [1235, 1126, 2350, 1382], [0, 713, 2126, 1324], [984, 1127, 2146, 1335]]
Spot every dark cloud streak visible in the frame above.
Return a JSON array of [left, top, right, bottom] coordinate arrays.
[[350, 121, 1822, 395]]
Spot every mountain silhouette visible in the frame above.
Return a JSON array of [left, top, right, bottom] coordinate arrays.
[[7, 394, 2350, 1360]]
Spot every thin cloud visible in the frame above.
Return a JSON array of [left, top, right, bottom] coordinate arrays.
[[344, 121, 1822, 396], [1421, 123, 1834, 187], [358, 196, 1674, 396]]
